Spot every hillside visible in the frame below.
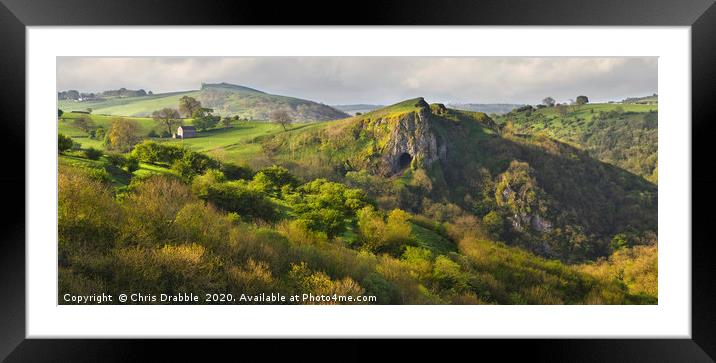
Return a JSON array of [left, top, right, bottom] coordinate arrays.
[[331, 104, 384, 115], [493, 103, 658, 183], [58, 97, 658, 304], [259, 98, 657, 263], [622, 94, 658, 104], [448, 103, 526, 115], [58, 82, 349, 122]]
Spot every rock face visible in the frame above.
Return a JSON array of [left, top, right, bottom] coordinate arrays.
[[381, 99, 443, 175], [500, 183, 553, 233]]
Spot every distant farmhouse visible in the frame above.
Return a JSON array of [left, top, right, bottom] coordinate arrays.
[[176, 125, 196, 139]]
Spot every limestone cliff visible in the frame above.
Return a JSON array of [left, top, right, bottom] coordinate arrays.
[[378, 98, 445, 175]]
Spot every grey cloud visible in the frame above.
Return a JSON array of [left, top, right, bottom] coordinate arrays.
[[57, 57, 657, 105]]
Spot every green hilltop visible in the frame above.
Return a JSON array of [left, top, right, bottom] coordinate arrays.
[[58, 82, 349, 122], [493, 102, 658, 183], [258, 98, 657, 263]]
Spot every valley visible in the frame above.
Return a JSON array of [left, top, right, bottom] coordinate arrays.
[[57, 81, 658, 305]]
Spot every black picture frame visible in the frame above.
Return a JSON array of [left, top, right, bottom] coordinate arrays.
[[1, 0, 715, 361]]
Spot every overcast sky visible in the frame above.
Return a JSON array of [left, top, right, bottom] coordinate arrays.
[[57, 57, 657, 105]]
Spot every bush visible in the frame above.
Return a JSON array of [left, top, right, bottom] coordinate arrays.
[[287, 179, 368, 238], [120, 175, 196, 247], [106, 153, 125, 167], [107, 153, 139, 172], [58, 134, 73, 153], [124, 155, 140, 172], [220, 163, 253, 180], [249, 165, 299, 196], [93, 127, 106, 140], [432, 255, 469, 292], [204, 181, 279, 222], [58, 166, 119, 258], [83, 147, 103, 160], [172, 151, 221, 180], [131, 141, 186, 165], [357, 206, 413, 255]]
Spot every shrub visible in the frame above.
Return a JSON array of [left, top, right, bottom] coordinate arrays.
[[58, 166, 119, 261], [191, 169, 226, 199], [227, 259, 275, 297], [106, 153, 139, 172], [249, 165, 299, 196], [120, 175, 196, 247], [172, 202, 233, 251], [357, 206, 413, 255], [172, 151, 221, 180], [58, 134, 73, 153], [83, 147, 103, 160], [124, 155, 140, 172], [482, 211, 505, 238], [93, 127, 106, 140], [106, 153, 125, 167], [220, 163, 253, 181], [131, 141, 186, 165], [432, 256, 469, 292], [204, 181, 279, 222]]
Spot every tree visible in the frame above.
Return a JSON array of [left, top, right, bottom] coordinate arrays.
[[72, 116, 94, 133], [179, 96, 202, 118], [269, 110, 292, 131], [83, 147, 103, 160], [58, 134, 73, 153], [58, 109, 64, 118], [192, 108, 220, 131], [221, 116, 232, 128], [576, 95, 589, 105], [542, 97, 555, 107], [193, 115, 220, 131], [106, 118, 141, 152], [152, 108, 181, 136]]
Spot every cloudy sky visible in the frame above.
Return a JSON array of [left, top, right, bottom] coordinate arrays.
[[57, 57, 657, 105]]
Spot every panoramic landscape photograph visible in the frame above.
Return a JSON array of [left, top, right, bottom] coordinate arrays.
[[57, 57, 658, 305]]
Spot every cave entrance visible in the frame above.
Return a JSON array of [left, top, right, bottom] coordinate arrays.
[[398, 152, 413, 169]]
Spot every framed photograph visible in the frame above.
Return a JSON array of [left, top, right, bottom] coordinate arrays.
[[1, 0, 715, 360]]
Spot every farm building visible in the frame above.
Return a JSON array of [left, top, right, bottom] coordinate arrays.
[[176, 125, 196, 139]]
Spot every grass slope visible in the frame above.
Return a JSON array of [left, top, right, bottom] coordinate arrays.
[[59, 83, 349, 121], [494, 103, 658, 182]]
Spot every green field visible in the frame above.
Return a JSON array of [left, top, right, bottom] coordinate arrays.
[[58, 83, 348, 121], [162, 122, 286, 166], [58, 109, 327, 169], [494, 102, 658, 182], [58, 91, 200, 117], [531, 103, 655, 121]]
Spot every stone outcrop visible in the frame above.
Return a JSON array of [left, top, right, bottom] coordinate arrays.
[[380, 99, 444, 175]]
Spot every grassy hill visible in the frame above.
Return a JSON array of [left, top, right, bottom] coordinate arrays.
[[57, 96, 658, 305], [58, 82, 349, 121], [448, 103, 526, 115], [493, 103, 658, 183], [253, 98, 657, 263], [622, 94, 658, 104], [58, 147, 657, 305], [331, 104, 384, 115]]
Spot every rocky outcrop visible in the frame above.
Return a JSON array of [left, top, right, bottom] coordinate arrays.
[[380, 99, 444, 175], [500, 182, 553, 233]]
